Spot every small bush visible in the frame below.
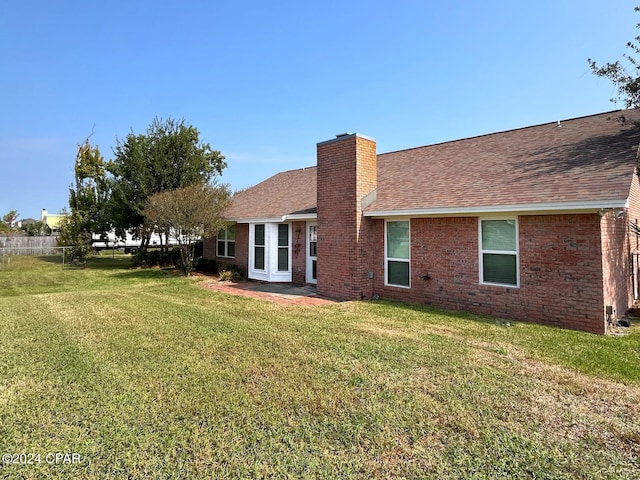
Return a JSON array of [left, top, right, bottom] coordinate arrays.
[[68, 245, 92, 265], [193, 240, 203, 259], [169, 247, 182, 268], [218, 270, 237, 282], [196, 258, 218, 273], [217, 262, 244, 282], [134, 247, 182, 268]]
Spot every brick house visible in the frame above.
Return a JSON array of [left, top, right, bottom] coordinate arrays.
[[204, 110, 640, 333]]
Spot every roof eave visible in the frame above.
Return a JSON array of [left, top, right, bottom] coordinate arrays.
[[283, 213, 318, 221], [363, 199, 629, 218], [229, 213, 318, 224]]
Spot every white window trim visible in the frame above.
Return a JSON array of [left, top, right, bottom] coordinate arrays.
[[249, 223, 266, 275], [384, 220, 411, 288], [276, 223, 290, 272], [217, 226, 235, 258], [478, 217, 520, 288]]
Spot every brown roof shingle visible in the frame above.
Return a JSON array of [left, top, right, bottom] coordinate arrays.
[[226, 110, 640, 220], [368, 109, 640, 213], [225, 166, 317, 220]]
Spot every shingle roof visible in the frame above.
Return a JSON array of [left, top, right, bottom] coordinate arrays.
[[367, 109, 640, 213], [226, 110, 640, 220], [225, 166, 317, 220]]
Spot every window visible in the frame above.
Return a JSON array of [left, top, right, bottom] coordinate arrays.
[[277, 224, 289, 271], [217, 225, 235, 258], [308, 223, 317, 283], [254, 224, 265, 270], [385, 220, 410, 287], [309, 225, 317, 258], [480, 219, 519, 287], [248, 223, 292, 282]]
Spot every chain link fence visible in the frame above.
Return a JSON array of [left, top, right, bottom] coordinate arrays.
[[0, 246, 78, 271], [0, 236, 64, 271]]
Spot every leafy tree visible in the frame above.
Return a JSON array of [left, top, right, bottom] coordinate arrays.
[[72, 140, 110, 233], [1, 210, 19, 230], [57, 211, 91, 263], [22, 221, 50, 236], [108, 117, 226, 254], [589, 6, 640, 108], [0, 210, 19, 264], [0, 210, 19, 254], [58, 140, 109, 263], [144, 181, 231, 274]]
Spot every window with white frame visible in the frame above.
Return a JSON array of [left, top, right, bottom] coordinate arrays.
[[217, 225, 235, 258], [480, 219, 519, 287], [277, 224, 289, 271], [254, 224, 265, 270], [385, 220, 410, 287]]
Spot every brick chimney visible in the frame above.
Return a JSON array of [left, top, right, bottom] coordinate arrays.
[[316, 133, 377, 300]]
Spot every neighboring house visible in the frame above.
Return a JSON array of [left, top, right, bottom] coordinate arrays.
[[41, 209, 67, 233], [203, 110, 640, 334], [19, 218, 38, 227]]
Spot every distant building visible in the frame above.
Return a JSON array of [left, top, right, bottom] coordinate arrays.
[[41, 209, 67, 233]]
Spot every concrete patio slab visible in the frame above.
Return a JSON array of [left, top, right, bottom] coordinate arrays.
[[196, 277, 336, 306], [243, 283, 321, 298]]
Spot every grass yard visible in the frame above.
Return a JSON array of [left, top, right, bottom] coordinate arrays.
[[0, 255, 639, 479]]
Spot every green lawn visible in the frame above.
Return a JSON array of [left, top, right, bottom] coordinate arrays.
[[0, 256, 639, 479]]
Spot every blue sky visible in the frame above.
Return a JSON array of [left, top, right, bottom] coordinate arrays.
[[0, 1, 637, 220]]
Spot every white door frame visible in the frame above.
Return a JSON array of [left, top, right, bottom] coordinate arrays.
[[306, 222, 317, 284]]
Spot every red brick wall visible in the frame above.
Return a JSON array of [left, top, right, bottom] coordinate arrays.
[[233, 224, 249, 274], [316, 134, 377, 300], [371, 214, 607, 334], [629, 174, 640, 253], [520, 214, 605, 333], [203, 236, 216, 260], [629, 174, 640, 298], [374, 217, 480, 311], [202, 223, 249, 276], [291, 221, 307, 285], [600, 210, 631, 326]]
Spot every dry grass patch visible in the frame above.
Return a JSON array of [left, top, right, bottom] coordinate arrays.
[[521, 360, 640, 454]]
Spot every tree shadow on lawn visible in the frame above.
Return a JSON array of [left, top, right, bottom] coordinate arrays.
[[107, 266, 181, 280], [37, 255, 177, 280], [86, 256, 137, 270], [369, 298, 520, 330], [34, 255, 133, 269], [30, 254, 69, 265]]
